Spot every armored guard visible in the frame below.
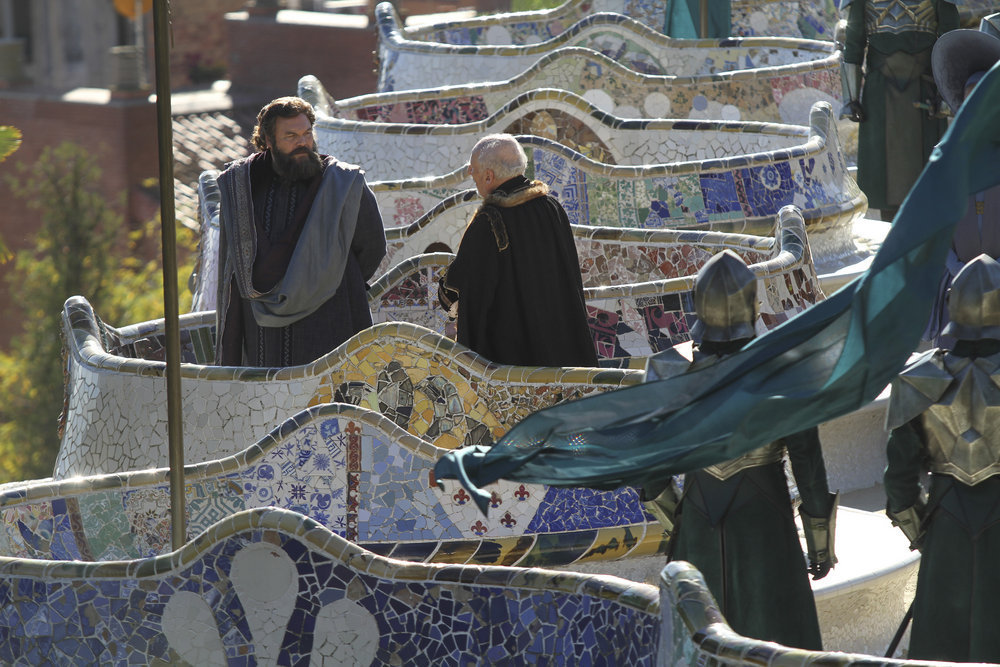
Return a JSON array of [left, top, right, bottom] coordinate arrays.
[[923, 23, 1000, 344], [642, 250, 838, 651], [840, 0, 959, 220], [885, 254, 1000, 662]]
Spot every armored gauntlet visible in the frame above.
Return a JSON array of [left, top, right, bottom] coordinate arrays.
[[801, 492, 839, 580]]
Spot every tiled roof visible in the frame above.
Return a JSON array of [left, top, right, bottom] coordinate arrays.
[[171, 109, 249, 230]]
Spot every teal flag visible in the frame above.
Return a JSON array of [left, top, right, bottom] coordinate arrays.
[[435, 62, 1000, 515]]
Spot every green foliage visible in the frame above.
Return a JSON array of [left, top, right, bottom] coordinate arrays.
[[0, 141, 196, 482], [510, 0, 563, 11], [0, 126, 20, 163]]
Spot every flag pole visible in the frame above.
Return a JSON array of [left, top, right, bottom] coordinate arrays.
[[151, 0, 186, 550]]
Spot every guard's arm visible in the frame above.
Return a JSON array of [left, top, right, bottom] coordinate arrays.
[[800, 492, 839, 579], [641, 477, 682, 535]]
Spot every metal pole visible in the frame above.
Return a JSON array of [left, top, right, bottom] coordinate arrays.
[[151, 0, 186, 551], [700, 0, 709, 38]]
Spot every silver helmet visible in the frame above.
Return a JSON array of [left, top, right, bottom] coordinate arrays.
[[943, 253, 1000, 341], [691, 249, 758, 343]]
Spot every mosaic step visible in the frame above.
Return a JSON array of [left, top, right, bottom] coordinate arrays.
[[67, 209, 821, 475], [398, 0, 841, 45], [0, 507, 661, 664], [374, 3, 841, 93], [5, 404, 669, 568]]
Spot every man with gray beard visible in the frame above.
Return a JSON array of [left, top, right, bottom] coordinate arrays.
[[215, 96, 386, 367]]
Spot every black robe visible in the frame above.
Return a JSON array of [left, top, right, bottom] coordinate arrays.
[[217, 151, 386, 367], [440, 176, 597, 367]]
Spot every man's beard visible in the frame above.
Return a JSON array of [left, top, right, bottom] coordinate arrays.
[[272, 146, 323, 181]]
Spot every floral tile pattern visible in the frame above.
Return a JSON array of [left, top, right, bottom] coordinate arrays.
[[0, 508, 662, 664], [3, 406, 669, 567]]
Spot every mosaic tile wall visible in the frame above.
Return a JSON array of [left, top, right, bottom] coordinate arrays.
[[0, 507, 662, 664], [317, 89, 811, 182], [375, 4, 841, 93], [313, 104, 864, 266], [309, 43, 840, 127], [660, 560, 943, 667], [3, 405, 668, 568], [58, 297, 643, 480], [59, 209, 818, 482], [399, 0, 840, 45]]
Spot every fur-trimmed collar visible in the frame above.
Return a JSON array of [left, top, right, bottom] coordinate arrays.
[[482, 179, 550, 209]]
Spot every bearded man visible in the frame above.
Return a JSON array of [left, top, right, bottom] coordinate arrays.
[[215, 96, 386, 367]]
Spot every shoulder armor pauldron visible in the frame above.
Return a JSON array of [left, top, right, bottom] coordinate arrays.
[[886, 349, 952, 430], [703, 440, 784, 480], [865, 0, 938, 36], [914, 350, 1000, 485]]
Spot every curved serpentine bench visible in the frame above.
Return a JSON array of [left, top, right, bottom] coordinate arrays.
[[304, 36, 839, 127], [60, 208, 819, 478], [374, 4, 841, 93], [5, 404, 668, 567], [0, 503, 936, 662], [311, 101, 863, 261], [398, 0, 840, 44], [0, 506, 661, 664]]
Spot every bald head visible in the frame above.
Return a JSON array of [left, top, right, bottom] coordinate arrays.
[[468, 134, 528, 196]]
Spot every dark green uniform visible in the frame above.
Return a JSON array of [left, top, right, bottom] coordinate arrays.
[[843, 0, 959, 212], [671, 426, 832, 650], [885, 342, 1000, 662]]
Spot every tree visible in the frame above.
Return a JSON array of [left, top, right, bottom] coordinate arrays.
[[0, 141, 195, 482]]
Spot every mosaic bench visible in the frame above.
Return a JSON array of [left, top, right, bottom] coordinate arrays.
[[374, 3, 842, 93], [307, 40, 840, 127], [311, 102, 863, 264], [57, 301, 644, 479], [0, 506, 661, 664], [315, 89, 815, 182], [397, 0, 840, 43], [59, 209, 818, 480], [5, 404, 669, 571], [0, 503, 944, 664]]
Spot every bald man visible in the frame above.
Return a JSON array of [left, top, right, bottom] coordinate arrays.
[[439, 134, 597, 367]]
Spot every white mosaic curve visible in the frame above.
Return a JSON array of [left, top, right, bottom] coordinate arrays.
[[397, 0, 840, 44], [374, 3, 840, 93], [314, 88, 805, 182], [303, 39, 839, 127]]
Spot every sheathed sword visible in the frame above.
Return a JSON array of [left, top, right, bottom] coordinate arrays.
[[885, 602, 914, 658]]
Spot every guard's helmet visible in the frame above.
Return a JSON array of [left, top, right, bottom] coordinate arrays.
[[691, 249, 757, 343], [943, 253, 1000, 341]]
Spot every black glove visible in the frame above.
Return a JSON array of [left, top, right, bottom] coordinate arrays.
[[840, 100, 865, 123], [807, 557, 832, 580]]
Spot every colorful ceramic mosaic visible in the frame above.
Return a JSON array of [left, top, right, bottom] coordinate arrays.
[[4, 404, 669, 568], [375, 4, 843, 93], [311, 103, 864, 270], [60, 210, 818, 481], [308, 36, 840, 127], [0, 507, 662, 664], [410, 0, 841, 43], [660, 559, 941, 666]]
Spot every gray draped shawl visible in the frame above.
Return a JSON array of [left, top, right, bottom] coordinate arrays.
[[217, 156, 364, 328]]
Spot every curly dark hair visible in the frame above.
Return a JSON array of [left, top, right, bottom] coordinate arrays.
[[251, 96, 316, 152]]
